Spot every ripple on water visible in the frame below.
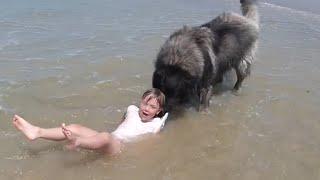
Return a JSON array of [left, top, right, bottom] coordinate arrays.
[[262, 2, 320, 21], [94, 79, 120, 89], [117, 86, 145, 93], [0, 131, 18, 139]]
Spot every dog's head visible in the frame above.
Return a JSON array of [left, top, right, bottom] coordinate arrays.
[[152, 66, 200, 111]]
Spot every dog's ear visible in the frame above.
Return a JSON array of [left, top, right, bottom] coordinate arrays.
[[152, 69, 165, 89]]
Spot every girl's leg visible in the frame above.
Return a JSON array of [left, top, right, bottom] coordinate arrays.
[[12, 115, 98, 141], [62, 126, 121, 154]]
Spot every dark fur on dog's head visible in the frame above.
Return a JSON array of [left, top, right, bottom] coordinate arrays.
[[152, 66, 200, 111], [152, 26, 216, 111]]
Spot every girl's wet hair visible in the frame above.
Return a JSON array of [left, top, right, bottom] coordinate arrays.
[[142, 88, 166, 117]]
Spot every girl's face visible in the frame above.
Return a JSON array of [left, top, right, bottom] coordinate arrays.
[[139, 95, 161, 122]]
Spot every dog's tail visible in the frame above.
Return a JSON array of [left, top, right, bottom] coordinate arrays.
[[240, 0, 259, 25]]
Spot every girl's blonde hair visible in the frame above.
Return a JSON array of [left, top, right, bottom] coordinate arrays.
[[142, 88, 166, 117]]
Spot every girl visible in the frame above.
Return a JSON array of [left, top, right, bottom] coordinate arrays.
[[13, 88, 168, 155]]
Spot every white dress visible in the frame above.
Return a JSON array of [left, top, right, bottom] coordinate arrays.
[[111, 105, 168, 142]]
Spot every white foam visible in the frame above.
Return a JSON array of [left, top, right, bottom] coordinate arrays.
[[0, 131, 18, 138], [24, 57, 46, 61], [0, 38, 20, 50], [65, 49, 84, 56]]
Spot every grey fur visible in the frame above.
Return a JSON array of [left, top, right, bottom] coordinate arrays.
[[153, 0, 259, 111], [156, 26, 215, 78]]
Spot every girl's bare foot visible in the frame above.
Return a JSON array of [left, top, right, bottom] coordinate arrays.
[[12, 115, 40, 140], [61, 123, 80, 150]]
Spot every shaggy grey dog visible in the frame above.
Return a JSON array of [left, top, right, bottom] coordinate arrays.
[[152, 0, 259, 111]]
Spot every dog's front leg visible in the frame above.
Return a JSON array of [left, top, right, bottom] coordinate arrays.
[[198, 86, 212, 111]]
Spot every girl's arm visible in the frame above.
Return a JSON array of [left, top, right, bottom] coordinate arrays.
[[118, 105, 131, 125], [118, 112, 126, 125]]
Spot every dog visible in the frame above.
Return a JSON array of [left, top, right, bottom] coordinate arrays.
[[152, 0, 259, 111]]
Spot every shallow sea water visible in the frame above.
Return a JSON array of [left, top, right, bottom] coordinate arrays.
[[0, 0, 320, 179]]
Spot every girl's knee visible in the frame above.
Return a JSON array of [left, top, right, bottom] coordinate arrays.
[[66, 124, 82, 131], [99, 132, 112, 141], [65, 124, 98, 137]]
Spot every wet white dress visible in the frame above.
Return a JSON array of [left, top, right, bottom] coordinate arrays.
[[111, 105, 168, 142]]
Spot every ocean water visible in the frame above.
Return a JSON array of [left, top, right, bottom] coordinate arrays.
[[0, 0, 320, 179]]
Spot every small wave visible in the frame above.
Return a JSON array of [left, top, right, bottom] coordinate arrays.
[[0, 38, 20, 50], [23, 25, 52, 32], [0, 79, 18, 86], [262, 2, 320, 21], [57, 76, 71, 86], [0, 131, 18, 138], [96, 79, 114, 85], [24, 57, 46, 61], [64, 49, 85, 56], [117, 86, 145, 93], [0, 101, 14, 114], [94, 79, 120, 88], [48, 93, 81, 100], [4, 155, 30, 160], [51, 66, 66, 70]]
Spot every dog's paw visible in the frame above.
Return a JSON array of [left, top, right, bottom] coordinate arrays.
[[231, 89, 241, 96]]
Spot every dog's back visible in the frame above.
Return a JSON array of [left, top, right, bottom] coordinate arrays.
[[155, 26, 215, 78]]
